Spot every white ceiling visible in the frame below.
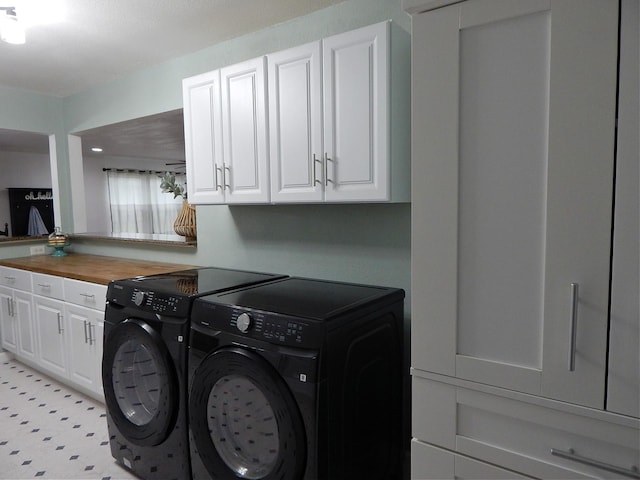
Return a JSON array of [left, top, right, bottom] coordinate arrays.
[[0, 0, 345, 161]]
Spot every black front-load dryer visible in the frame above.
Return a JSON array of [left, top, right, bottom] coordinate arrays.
[[188, 277, 405, 480], [102, 267, 285, 480]]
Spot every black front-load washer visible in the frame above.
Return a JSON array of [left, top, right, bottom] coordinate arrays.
[[102, 267, 286, 480], [188, 277, 405, 480]]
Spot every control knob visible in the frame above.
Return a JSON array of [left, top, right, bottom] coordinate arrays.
[[236, 312, 252, 333], [133, 291, 147, 307]]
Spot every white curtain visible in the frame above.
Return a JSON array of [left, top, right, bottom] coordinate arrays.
[[107, 171, 184, 234]]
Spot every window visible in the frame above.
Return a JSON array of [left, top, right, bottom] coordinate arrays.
[[107, 170, 184, 235]]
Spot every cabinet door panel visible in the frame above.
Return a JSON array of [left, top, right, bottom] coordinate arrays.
[[34, 295, 67, 377], [15, 290, 35, 362], [221, 57, 269, 204], [323, 21, 389, 202], [0, 286, 16, 352], [268, 42, 323, 203], [66, 304, 102, 395], [411, 0, 618, 408], [183, 70, 225, 204]]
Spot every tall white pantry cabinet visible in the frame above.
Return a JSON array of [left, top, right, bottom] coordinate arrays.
[[406, 0, 639, 479]]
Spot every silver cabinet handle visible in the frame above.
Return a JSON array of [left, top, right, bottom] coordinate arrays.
[[324, 153, 332, 186], [89, 322, 96, 346], [37, 283, 51, 289], [79, 293, 95, 300], [215, 165, 223, 191], [568, 283, 579, 371], [57, 313, 63, 334], [224, 165, 231, 190], [83, 320, 89, 344], [313, 153, 322, 186], [551, 448, 640, 479], [6, 297, 13, 317]]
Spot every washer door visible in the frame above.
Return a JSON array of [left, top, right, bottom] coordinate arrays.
[[102, 318, 178, 446], [189, 347, 306, 480]]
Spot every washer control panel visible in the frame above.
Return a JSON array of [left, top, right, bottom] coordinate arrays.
[[107, 282, 189, 317]]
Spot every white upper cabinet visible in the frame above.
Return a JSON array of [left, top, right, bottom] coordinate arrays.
[[322, 21, 390, 202], [220, 57, 270, 204], [411, 0, 618, 409], [185, 21, 409, 205], [268, 21, 406, 203], [184, 58, 269, 204], [183, 70, 225, 204], [268, 41, 323, 203]]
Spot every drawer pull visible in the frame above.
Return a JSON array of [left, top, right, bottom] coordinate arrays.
[[80, 293, 95, 300], [551, 448, 640, 479], [4, 276, 15, 282], [568, 283, 579, 371], [37, 283, 51, 289]]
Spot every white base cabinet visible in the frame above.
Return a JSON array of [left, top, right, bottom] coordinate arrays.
[[413, 373, 640, 480], [0, 267, 35, 363], [1, 267, 106, 403]]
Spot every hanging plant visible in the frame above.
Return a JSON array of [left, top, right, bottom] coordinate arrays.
[[159, 172, 187, 199]]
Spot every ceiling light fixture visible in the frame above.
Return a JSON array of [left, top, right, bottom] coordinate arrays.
[[0, 6, 25, 44], [91, 147, 103, 153]]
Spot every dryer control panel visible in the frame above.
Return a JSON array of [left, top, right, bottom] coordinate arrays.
[[192, 301, 323, 349]]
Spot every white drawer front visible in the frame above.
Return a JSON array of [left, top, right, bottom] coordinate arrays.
[[0, 267, 31, 291], [32, 273, 65, 300], [64, 279, 107, 311], [413, 375, 640, 479]]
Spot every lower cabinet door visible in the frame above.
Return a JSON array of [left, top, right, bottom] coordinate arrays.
[[34, 295, 67, 378], [0, 286, 17, 352], [66, 303, 103, 399]]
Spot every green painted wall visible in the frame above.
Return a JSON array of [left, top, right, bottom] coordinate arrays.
[[1, 0, 412, 311]]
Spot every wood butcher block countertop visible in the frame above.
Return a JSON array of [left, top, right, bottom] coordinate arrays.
[[0, 254, 198, 285]]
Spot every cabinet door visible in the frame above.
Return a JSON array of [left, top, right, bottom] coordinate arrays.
[[607, 0, 639, 419], [0, 286, 17, 352], [221, 57, 270, 204], [14, 289, 35, 362], [268, 41, 323, 203], [66, 304, 103, 396], [183, 70, 225, 204], [411, 0, 618, 408], [34, 295, 67, 378], [323, 21, 389, 202]]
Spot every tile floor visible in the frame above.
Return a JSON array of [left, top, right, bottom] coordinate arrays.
[[0, 354, 138, 480]]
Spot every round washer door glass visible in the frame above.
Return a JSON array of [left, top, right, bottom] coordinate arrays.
[[102, 318, 178, 446], [209, 375, 279, 478], [112, 339, 162, 426], [190, 347, 306, 480]]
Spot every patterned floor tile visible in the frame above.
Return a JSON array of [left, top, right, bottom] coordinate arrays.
[[0, 358, 138, 480]]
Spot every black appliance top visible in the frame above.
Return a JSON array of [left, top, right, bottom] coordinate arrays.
[[113, 267, 284, 296], [107, 267, 286, 317], [196, 277, 405, 321]]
